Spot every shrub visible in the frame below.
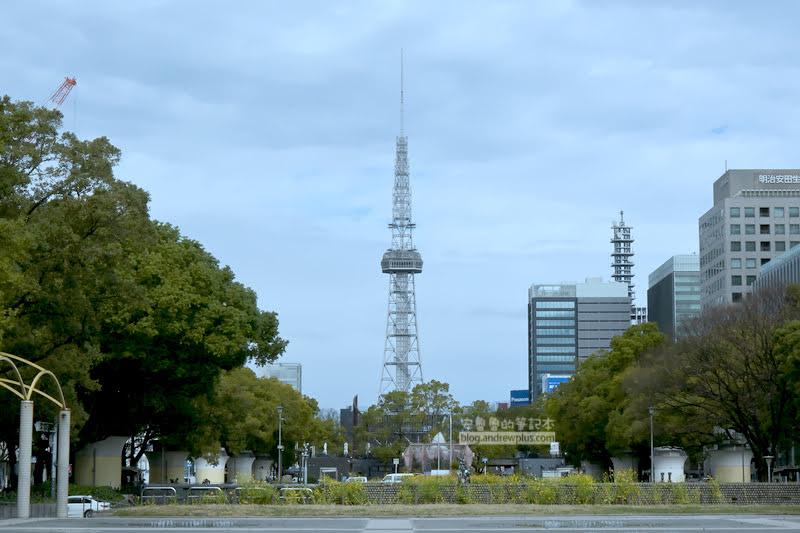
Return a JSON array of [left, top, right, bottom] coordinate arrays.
[[323, 481, 367, 505], [704, 476, 725, 504], [523, 478, 557, 504], [238, 482, 276, 504]]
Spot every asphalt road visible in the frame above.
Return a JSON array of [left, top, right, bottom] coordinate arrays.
[[3, 515, 800, 532]]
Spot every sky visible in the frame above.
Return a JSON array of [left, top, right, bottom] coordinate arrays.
[[4, 1, 800, 411]]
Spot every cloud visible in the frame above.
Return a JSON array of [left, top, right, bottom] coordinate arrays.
[[4, 1, 800, 409]]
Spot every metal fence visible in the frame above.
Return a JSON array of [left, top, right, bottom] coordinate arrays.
[[4, 482, 800, 517]]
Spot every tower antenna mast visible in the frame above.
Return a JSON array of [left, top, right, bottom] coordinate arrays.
[[379, 53, 424, 399], [611, 210, 646, 324], [400, 49, 404, 137]]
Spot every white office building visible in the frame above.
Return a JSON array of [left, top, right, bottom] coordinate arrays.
[[699, 169, 800, 310]]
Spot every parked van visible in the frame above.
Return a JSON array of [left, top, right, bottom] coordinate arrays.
[[381, 473, 415, 483]]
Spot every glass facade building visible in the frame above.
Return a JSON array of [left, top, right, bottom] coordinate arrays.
[[647, 255, 701, 341], [527, 279, 630, 400], [258, 362, 302, 393]]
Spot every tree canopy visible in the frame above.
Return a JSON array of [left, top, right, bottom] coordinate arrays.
[[543, 322, 667, 470], [0, 96, 287, 471], [630, 286, 800, 479]]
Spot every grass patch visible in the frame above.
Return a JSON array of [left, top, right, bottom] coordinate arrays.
[[113, 503, 800, 518]]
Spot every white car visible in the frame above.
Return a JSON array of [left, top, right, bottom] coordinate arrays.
[[67, 495, 111, 518], [380, 473, 415, 483]]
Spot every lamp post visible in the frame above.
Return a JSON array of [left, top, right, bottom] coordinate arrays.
[[649, 407, 655, 483], [764, 455, 774, 483], [301, 443, 308, 485], [277, 406, 284, 482], [448, 410, 453, 471]]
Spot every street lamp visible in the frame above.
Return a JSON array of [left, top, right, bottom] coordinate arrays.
[[764, 455, 774, 483], [301, 443, 308, 485], [649, 407, 655, 483], [277, 406, 284, 483], [448, 410, 453, 471]]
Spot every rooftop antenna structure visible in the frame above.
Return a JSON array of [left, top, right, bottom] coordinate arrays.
[[611, 210, 646, 324], [379, 51, 424, 399], [50, 77, 77, 107]]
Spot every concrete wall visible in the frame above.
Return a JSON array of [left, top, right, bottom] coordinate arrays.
[[654, 447, 687, 482], [194, 449, 229, 484], [227, 451, 255, 483], [145, 451, 189, 484], [74, 436, 128, 488], [708, 447, 752, 483]]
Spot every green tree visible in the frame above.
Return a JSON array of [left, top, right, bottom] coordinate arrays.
[[80, 222, 287, 459], [192, 367, 339, 461], [543, 322, 666, 470], [355, 382, 462, 463], [0, 96, 287, 478], [635, 287, 800, 480], [0, 96, 155, 482]]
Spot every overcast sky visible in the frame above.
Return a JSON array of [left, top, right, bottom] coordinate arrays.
[[4, 1, 800, 411]]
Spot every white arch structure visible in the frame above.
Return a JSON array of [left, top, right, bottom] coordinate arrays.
[[0, 352, 71, 519]]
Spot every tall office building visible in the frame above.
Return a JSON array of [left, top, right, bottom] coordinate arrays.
[[258, 362, 302, 393], [647, 255, 701, 341], [527, 279, 630, 400], [699, 170, 800, 310]]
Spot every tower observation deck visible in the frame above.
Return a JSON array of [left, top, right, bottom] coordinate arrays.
[[379, 63, 423, 398]]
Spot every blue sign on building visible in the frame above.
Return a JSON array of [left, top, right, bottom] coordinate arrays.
[[510, 389, 530, 407], [542, 374, 570, 394]]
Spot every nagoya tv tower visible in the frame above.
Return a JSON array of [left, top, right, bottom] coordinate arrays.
[[379, 53, 424, 397]]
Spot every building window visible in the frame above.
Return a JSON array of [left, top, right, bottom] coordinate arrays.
[[776, 224, 786, 235], [730, 224, 741, 235], [536, 329, 576, 336], [730, 207, 741, 217], [776, 241, 786, 251], [793, 241, 800, 249], [760, 224, 770, 234], [731, 258, 742, 269], [746, 258, 756, 268], [791, 207, 800, 217], [731, 275, 742, 286], [535, 301, 575, 309], [746, 241, 756, 251], [791, 224, 800, 234], [745, 207, 755, 217], [732, 292, 742, 302], [760, 207, 770, 217], [747, 275, 757, 286], [761, 241, 771, 251], [536, 320, 573, 326], [731, 241, 741, 251], [536, 310, 575, 318], [761, 258, 770, 266], [745, 224, 755, 234], [776, 207, 785, 218]]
